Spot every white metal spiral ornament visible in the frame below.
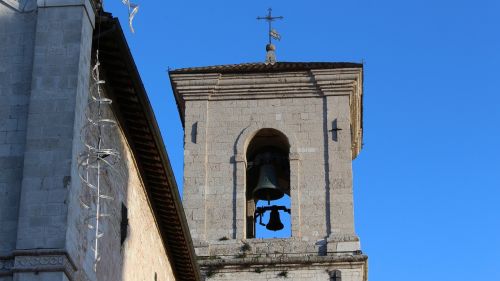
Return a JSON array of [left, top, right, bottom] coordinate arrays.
[[121, 0, 139, 33], [78, 51, 120, 272]]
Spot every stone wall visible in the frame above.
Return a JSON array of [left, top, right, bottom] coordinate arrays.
[[179, 70, 361, 245], [0, 1, 179, 280], [201, 262, 366, 281], [1, 1, 92, 280], [0, 0, 36, 258], [185, 97, 332, 241], [66, 78, 176, 281], [173, 68, 367, 281]]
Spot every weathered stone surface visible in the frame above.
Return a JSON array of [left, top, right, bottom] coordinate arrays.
[[0, 2, 179, 281], [0, 0, 36, 258], [171, 66, 367, 280], [66, 94, 177, 281]]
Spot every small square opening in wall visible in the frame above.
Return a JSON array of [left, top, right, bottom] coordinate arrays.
[[120, 203, 128, 246]]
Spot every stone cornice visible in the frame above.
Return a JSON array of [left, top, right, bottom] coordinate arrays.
[[0, 249, 78, 279], [310, 68, 363, 158], [170, 66, 363, 158], [198, 253, 368, 268], [0, 256, 14, 276]]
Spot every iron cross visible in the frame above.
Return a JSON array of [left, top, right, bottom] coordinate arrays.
[[257, 8, 284, 44], [329, 119, 343, 142]]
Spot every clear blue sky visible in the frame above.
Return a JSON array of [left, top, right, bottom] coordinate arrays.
[[105, 1, 500, 280]]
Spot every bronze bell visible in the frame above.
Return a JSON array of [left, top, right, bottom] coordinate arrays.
[[266, 208, 284, 231], [252, 164, 284, 202]]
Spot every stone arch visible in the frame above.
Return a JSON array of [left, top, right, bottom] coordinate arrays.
[[233, 122, 302, 239], [235, 122, 300, 160]]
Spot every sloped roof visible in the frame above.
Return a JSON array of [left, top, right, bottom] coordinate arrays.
[[170, 62, 362, 74], [95, 13, 200, 281]]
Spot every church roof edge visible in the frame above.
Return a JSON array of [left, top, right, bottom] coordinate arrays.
[[95, 13, 201, 281], [169, 61, 362, 74]]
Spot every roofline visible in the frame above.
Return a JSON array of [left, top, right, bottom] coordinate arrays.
[[95, 13, 200, 280], [168, 72, 186, 128], [168, 62, 364, 129], [169, 62, 363, 74]]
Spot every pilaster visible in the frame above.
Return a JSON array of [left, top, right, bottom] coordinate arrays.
[[234, 154, 246, 240], [324, 95, 360, 251], [13, 1, 95, 280], [183, 100, 210, 242], [289, 152, 301, 238], [0, 0, 37, 259]]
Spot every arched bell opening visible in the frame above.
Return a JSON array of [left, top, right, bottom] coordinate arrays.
[[245, 128, 291, 239]]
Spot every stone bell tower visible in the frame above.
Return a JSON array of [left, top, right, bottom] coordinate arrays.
[[169, 61, 367, 281]]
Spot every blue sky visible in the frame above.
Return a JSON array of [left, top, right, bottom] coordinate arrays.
[[105, 1, 500, 280]]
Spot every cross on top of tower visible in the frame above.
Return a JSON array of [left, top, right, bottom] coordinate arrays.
[[257, 8, 283, 44], [257, 8, 283, 64]]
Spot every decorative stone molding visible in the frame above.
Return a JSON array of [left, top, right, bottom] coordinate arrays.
[[327, 234, 360, 242], [199, 253, 368, 268], [171, 67, 363, 158], [0, 249, 78, 279], [326, 234, 361, 253], [170, 73, 221, 124], [310, 69, 363, 158], [0, 257, 14, 276]]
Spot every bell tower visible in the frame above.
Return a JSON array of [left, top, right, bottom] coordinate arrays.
[[169, 62, 367, 280]]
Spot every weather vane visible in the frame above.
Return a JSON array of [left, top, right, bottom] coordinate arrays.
[[257, 8, 283, 64]]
